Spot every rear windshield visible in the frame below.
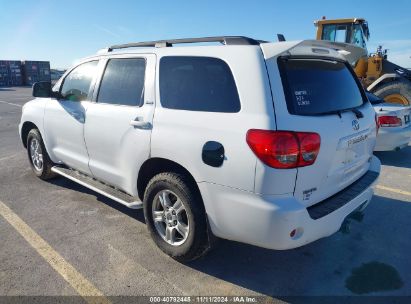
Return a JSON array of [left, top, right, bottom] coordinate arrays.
[[278, 58, 366, 115]]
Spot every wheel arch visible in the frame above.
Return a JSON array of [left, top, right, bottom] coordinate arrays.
[[367, 73, 400, 92], [21, 121, 39, 148], [137, 157, 201, 202]]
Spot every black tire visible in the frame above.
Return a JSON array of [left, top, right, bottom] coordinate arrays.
[[372, 79, 411, 105], [143, 172, 211, 262], [26, 129, 56, 180]]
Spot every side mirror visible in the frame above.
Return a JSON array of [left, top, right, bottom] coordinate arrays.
[[32, 81, 52, 98]]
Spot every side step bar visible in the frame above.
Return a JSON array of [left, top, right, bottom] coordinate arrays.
[[51, 166, 143, 209]]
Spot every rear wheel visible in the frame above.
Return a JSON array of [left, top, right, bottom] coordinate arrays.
[[143, 172, 211, 262], [27, 129, 56, 180], [372, 79, 411, 105]]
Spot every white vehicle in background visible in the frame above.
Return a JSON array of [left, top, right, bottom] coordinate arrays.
[[50, 69, 65, 84], [367, 92, 411, 151], [19, 37, 380, 261]]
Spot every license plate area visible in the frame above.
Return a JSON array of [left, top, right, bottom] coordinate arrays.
[[338, 130, 370, 165], [347, 133, 369, 148]]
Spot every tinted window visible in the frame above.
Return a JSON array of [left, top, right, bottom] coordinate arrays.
[[160, 56, 240, 112], [61, 61, 98, 102], [98, 58, 146, 106], [279, 58, 366, 115]]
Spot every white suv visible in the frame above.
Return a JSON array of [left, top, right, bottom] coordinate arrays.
[[19, 36, 381, 261]]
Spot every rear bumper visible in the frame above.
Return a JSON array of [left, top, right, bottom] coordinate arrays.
[[200, 156, 380, 250], [375, 124, 411, 151]]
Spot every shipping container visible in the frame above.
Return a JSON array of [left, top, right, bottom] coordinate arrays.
[[0, 60, 23, 86], [0, 61, 9, 86], [0, 60, 51, 86], [22, 61, 51, 85], [8, 61, 23, 86]]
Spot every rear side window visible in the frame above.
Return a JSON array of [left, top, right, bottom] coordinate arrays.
[[160, 56, 240, 112], [278, 58, 366, 115], [97, 58, 146, 106]]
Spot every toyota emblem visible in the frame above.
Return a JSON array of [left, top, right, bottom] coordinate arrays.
[[352, 119, 360, 131]]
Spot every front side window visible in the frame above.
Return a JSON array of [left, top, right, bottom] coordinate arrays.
[[97, 58, 146, 106], [279, 58, 366, 116], [61, 61, 98, 102], [159, 56, 240, 112]]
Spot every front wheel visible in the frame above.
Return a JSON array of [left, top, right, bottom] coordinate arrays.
[[27, 129, 56, 180], [143, 172, 211, 262]]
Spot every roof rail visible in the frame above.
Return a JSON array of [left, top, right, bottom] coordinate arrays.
[[107, 36, 266, 52]]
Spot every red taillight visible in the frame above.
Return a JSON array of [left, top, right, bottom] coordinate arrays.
[[378, 116, 402, 127], [297, 132, 321, 166], [246, 130, 321, 169]]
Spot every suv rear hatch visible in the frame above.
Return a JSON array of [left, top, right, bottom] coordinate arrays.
[[260, 42, 378, 207]]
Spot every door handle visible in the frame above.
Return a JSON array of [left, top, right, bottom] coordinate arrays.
[[130, 117, 151, 129]]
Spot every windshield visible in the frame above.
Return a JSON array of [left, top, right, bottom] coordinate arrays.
[[278, 58, 366, 116]]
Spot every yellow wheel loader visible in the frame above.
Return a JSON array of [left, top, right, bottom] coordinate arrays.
[[315, 17, 411, 105]]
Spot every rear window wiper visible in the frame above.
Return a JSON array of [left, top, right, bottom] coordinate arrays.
[[351, 108, 364, 119], [316, 107, 363, 119], [315, 109, 343, 118]]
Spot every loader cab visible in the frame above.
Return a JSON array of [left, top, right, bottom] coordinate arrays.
[[315, 18, 370, 52]]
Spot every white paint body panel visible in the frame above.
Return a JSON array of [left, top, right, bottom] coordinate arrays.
[[42, 58, 101, 174], [200, 156, 380, 250], [150, 46, 274, 192], [84, 54, 156, 195], [19, 98, 48, 145], [19, 40, 381, 251], [44, 100, 91, 174]]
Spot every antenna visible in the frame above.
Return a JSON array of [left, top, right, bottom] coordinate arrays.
[[277, 34, 286, 42]]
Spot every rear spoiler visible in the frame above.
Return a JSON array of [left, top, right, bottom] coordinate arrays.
[[261, 40, 367, 65], [297, 40, 368, 64]]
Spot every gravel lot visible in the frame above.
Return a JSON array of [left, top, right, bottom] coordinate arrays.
[[1, 87, 410, 302]]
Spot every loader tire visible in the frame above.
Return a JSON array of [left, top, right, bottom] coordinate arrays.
[[372, 79, 411, 105]]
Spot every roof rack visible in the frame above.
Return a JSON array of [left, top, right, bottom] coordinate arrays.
[[107, 36, 266, 52]]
